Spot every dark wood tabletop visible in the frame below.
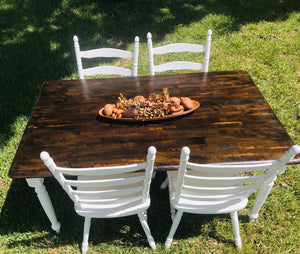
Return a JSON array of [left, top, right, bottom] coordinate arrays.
[[9, 71, 299, 179]]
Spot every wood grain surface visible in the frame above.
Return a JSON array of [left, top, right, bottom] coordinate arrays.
[[9, 71, 299, 178]]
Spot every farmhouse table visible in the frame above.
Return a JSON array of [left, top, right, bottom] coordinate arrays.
[[9, 71, 299, 232]]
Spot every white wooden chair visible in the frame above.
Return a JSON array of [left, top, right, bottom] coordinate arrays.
[[40, 146, 156, 254], [147, 30, 212, 75], [147, 30, 212, 188], [165, 145, 300, 249], [73, 35, 139, 79]]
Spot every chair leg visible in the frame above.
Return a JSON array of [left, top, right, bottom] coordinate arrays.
[[82, 217, 91, 254], [138, 211, 156, 250], [230, 212, 242, 249], [165, 210, 183, 249], [151, 171, 157, 180], [170, 204, 176, 221], [160, 177, 169, 189], [249, 177, 276, 220]]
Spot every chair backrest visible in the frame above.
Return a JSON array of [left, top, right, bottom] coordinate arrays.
[[40, 146, 156, 209], [147, 30, 212, 75], [174, 145, 300, 204], [73, 35, 139, 79]]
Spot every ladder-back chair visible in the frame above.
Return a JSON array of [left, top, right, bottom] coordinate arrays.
[[147, 30, 212, 75], [165, 145, 300, 249], [40, 146, 156, 254], [73, 35, 139, 79]]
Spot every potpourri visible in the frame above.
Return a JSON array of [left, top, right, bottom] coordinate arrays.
[[100, 88, 195, 120]]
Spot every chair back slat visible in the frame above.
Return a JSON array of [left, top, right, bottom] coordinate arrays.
[[83, 66, 132, 77], [154, 62, 204, 73], [65, 174, 145, 188], [73, 186, 143, 198], [153, 43, 205, 54], [74, 187, 144, 206], [182, 183, 256, 196], [180, 192, 247, 202], [76, 195, 143, 206]]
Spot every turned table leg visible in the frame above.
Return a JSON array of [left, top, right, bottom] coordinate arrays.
[[26, 178, 61, 233]]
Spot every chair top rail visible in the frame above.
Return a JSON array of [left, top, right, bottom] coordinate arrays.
[[153, 43, 205, 54], [80, 48, 133, 59], [187, 160, 279, 173], [56, 162, 146, 176]]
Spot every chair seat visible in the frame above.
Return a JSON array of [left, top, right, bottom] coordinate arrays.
[[171, 197, 248, 214], [75, 199, 150, 218]]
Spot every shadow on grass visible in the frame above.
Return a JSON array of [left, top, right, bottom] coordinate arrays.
[[1, 0, 299, 145], [0, 172, 171, 249], [1, 171, 253, 249]]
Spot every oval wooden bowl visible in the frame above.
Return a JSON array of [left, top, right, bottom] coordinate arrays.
[[98, 100, 200, 122]]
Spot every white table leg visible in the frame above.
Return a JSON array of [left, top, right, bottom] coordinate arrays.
[[26, 178, 61, 233], [248, 176, 277, 220]]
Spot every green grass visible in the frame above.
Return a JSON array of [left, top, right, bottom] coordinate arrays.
[[1, 0, 299, 253]]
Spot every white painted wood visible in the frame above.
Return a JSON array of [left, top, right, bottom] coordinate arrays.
[[26, 178, 61, 233], [248, 176, 276, 220], [83, 66, 132, 77], [160, 177, 168, 189], [153, 43, 205, 54], [147, 30, 212, 75], [73, 35, 84, 79], [82, 217, 91, 254], [165, 210, 183, 249], [80, 48, 133, 59], [204, 29, 212, 72], [40, 146, 157, 252], [138, 211, 156, 249], [230, 211, 242, 249], [165, 145, 300, 249], [56, 163, 146, 175], [153, 61, 204, 72], [73, 35, 139, 79]]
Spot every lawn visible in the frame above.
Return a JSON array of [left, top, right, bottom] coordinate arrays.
[[0, 0, 299, 253]]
